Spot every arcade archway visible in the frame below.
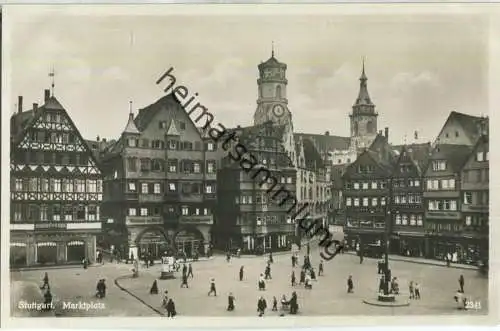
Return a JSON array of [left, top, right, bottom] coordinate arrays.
[[175, 228, 204, 258], [135, 227, 170, 259]]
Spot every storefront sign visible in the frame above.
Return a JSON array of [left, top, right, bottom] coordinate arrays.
[[35, 223, 67, 230]]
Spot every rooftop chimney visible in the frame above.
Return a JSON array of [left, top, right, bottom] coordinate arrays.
[[33, 103, 38, 112], [18, 96, 23, 114], [96, 135, 100, 142], [325, 131, 330, 136], [384, 127, 389, 141], [44, 89, 51, 102]]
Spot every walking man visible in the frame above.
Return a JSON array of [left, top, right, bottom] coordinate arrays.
[[459, 274, 465, 293], [182, 263, 187, 277], [208, 278, 217, 296], [239, 266, 244, 281], [227, 292, 235, 311], [181, 273, 189, 288], [299, 269, 306, 285], [272, 296, 278, 311], [318, 260, 324, 276], [291, 271, 296, 287], [187, 263, 194, 278], [292, 255, 296, 268], [409, 281, 415, 299], [265, 263, 272, 280], [347, 275, 354, 293], [414, 282, 421, 299], [257, 296, 267, 316]]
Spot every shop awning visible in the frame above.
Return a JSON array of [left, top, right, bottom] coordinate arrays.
[[396, 232, 426, 237], [37, 242, 56, 247], [67, 241, 85, 246], [10, 242, 26, 247]]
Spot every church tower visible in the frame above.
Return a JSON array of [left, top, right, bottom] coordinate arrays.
[[349, 60, 378, 150], [253, 46, 292, 127]]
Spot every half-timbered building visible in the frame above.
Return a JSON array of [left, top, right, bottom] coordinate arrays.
[[10, 90, 103, 267]]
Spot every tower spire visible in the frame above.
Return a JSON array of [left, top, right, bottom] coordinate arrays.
[[129, 100, 133, 114], [272, 41, 275, 58], [49, 66, 56, 96], [354, 58, 372, 106]]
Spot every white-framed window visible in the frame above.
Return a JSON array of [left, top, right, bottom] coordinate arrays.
[[141, 183, 148, 194], [354, 198, 360, 206], [207, 142, 215, 151], [464, 192, 473, 204], [204, 208, 208, 215], [287, 177, 292, 184], [427, 179, 439, 190], [140, 208, 148, 216], [181, 206, 189, 216], [466, 215, 472, 226], [395, 196, 401, 204], [354, 182, 360, 190], [193, 162, 201, 173], [169, 183, 176, 191], [395, 214, 402, 225], [362, 182, 369, 190], [195, 208, 200, 215], [449, 179, 455, 189], [372, 197, 378, 206], [414, 180, 420, 187], [241, 196, 247, 204], [128, 182, 136, 192], [248, 196, 253, 204], [363, 197, 369, 206], [128, 138, 137, 147], [410, 214, 416, 226], [371, 181, 378, 189], [477, 152, 484, 162], [486, 151, 489, 161], [417, 215, 423, 226], [428, 200, 437, 211], [450, 200, 457, 211], [432, 160, 447, 171], [402, 214, 408, 225], [401, 196, 407, 204], [381, 197, 386, 206], [128, 208, 136, 216], [169, 140, 177, 150], [169, 162, 177, 173], [205, 185, 213, 194], [346, 197, 352, 206], [154, 183, 161, 194]]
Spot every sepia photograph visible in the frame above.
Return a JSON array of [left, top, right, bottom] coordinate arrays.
[[1, 4, 498, 328]]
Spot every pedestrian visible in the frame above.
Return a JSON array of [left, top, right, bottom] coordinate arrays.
[[83, 258, 88, 269], [96, 279, 106, 298], [258, 273, 266, 291], [161, 290, 169, 309], [459, 274, 465, 293], [182, 263, 187, 277], [409, 281, 414, 299], [378, 275, 385, 293], [292, 255, 296, 268], [272, 296, 278, 311], [291, 271, 296, 287], [208, 278, 217, 296], [181, 273, 189, 288], [318, 260, 324, 276], [227, 292, 235, 311], [310, 268, 316, 281], [304, 273, 312, 289], [226, 252, 231, 263], [359, 253, 364, 264], [265, 264, 272, 280], [414, 282, 421, 299], [299, 269, 306, 284], [41, 272, 50, 290], [289, 291, 298, 314], [347, 275, 354, 293], [257, 296, 267, 316], [269, 252, 274, 264], [187, 263, 194, 278], [239, 266, 244, 281], [166, 298, 176, 317], [150, 280, 159, 294]]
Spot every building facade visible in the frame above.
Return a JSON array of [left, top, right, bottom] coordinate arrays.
[[422, 144, 472, 260], [389, 143, 431, 257], [10, 90, 102, 267], [100, 94, 217, 260], [215, 122, 297, 253], [460, 135, 489, 264]]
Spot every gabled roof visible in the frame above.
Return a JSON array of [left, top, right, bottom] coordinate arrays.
[[462, 135, 489, 169], [302, 138, 324, 170], [436, 111, 488, 144], [367, 134, 398, 166], [343, 149, 394, 180], [392, 143, 432, 176], [426, 144, 473, 173], [294, 133, 350, 153]]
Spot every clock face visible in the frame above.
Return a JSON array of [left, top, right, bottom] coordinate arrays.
[[273, 104, 285, 118]]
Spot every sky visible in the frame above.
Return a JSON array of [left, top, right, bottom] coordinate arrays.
[[7, 7, 489, 145]]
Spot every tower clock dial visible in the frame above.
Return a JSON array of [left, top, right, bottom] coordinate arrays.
[[272, 104, 285, 118]]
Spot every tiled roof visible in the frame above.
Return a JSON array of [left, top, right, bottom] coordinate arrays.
[[134, 93, 183, 132], [302, 138, 324, 170], [428, 144, 473, 172], [451, 111, 488, 139], [294, 133, 350, 153]]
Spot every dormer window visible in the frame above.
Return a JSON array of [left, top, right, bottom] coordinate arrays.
[[128, 138, 137, 147], [476, 152, 484, 162], [432, 160, 447, 171], [159, 121, 167, 129]]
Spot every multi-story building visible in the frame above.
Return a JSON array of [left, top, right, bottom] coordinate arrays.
[[215, 121, 296, 253], [389, 143, 431, 257], [342, 133, 395, 249], [100, 94, 216, 260], [10, 89, 103, 267], [422, 144, 473, 260], [460, 135, 489, 264]]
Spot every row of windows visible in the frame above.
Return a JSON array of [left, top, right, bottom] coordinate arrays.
[[428, 199, 458, 211], [16, 151, 90, 166], [426, 223, 461, 232], [346, 220, 386, 228], [432, 160, 447, 171], [128, 206, 210, 217], [426, 179, 456, 190], [127, 158, 217, 174], [393, 178, 421, 188], [13, 178, 102, 193], [463, 191, 489, 205], [394, 214, 424, 226], [158, 120, 186, 131], [345, 181, 387, 190], [12, 204, 99, 222], [127, 138, 216, 152], [475, 151, 489, 162], [127, 181, 216, 194], [464, 215, 488, 227], [393, 194, 423, 204], [29, 130, 77, 145], [346, 197, 387, 207]]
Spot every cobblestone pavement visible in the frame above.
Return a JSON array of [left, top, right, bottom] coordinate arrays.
[[11, 246, 488, 317]]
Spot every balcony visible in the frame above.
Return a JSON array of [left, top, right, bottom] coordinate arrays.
[[138, 194, 164, 203], [178, 215, 213, 225], [126, 216, 163, 226], [425, 210, 461, 220]]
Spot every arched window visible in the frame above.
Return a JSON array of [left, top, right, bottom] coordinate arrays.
[[276, 85, 282, 99]]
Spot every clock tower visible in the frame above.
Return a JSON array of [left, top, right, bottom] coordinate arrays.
[[253, 47, 292, 127]]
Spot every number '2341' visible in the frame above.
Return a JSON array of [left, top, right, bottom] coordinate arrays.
[[466, 300, 482, 310]]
